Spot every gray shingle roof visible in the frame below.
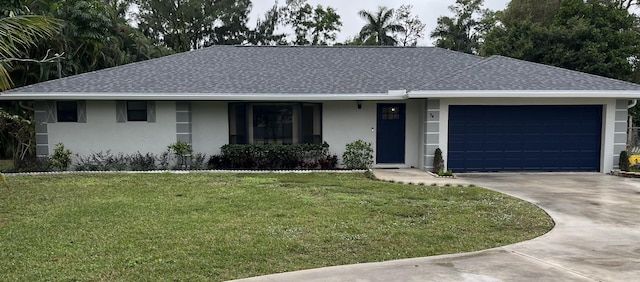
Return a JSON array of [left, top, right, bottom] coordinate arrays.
[[426, 55, 640, 91], [4, 46, 483, 94], [4, 46, 640, 95]]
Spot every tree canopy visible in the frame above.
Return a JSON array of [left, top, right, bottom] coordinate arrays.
[[482, 0, 640, 82], [358, 6, 406, 46], [393, 5, 426, 47], [431, 0, 492, 54], [0, 14, 61, 91]]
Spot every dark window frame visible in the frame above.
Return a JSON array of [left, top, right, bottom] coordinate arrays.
[[56, 101, 78, 122], [127, 101, 148, 122], [229, 102, 322, 145]]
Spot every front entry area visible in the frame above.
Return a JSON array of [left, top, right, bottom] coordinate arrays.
[[448, 105, 603, 172], [376, 104, 406, 164]]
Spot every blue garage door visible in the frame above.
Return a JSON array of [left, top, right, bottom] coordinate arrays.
[[448, 105, 602, 172]]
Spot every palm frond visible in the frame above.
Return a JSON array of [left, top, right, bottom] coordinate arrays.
[[0, 15, 62, 91], [380, 7, 395, 25]]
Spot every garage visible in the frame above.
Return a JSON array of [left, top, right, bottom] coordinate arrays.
[[448, 105, 603, 172]]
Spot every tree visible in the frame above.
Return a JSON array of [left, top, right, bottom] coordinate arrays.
[[393, 5, 426, 47], [134, 0, 252, 52], [603, 0, 640, 9], [282, 0, 342, 45], [482, 0, 640, 82], [0, 14, 61, 91], [247, 2, 287, 45], [209, 0, 252, 45], [498, 0, 561, 27], [358, 6, 405, 46], [0, 109, 36, 168], [430, 0, 490, 54], [4, 0, 171, 88]]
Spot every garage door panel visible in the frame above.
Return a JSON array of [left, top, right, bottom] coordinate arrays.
[[448, 105, 602, 172]]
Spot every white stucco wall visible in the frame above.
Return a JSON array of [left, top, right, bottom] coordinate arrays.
[[438, 98, 618, 173], [191, 101, 229, 156], [47, 101, 176, 157], [323, 100, 422, 168]]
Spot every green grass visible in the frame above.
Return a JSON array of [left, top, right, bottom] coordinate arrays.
[[0, 173, 553, 281]]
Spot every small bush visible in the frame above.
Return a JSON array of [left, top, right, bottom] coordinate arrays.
[[433, 148, 444, 173], [319, 154, 338, 169], [168, 141, 193, 169], [157, 151, 172, 170], [49, 143, 73, 171], [167, 141, 193, 156], [342, 140, 373, 169], [207, 155, 231, 169], [75, 151, 119, 171], [438, 170, 454, 177], [191, 153, 207, 170], [619, 150, 631, 171], [14, 156, 49, 172], [129, 152, 157, 171]]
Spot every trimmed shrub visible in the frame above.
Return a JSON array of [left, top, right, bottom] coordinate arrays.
[[433, 148, 444, 173], [207, 155, 231, 169], [619, 150, 631, 171], [13, 156, 49, 172], [342, 140, 373, 169], [74, 151, 126, 171], [319, 154, 338, 169], [49, 143, 73, 171], [191, 153, 207, 170], [220, 142, 331, 169], [129, 152, 157, 171]]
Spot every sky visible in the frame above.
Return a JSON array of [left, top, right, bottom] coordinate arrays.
[[248, 0, 511, 45]]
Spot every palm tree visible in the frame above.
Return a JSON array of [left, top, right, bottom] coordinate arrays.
[[0, 15, 61, 91], [357, 6, 406, 46]]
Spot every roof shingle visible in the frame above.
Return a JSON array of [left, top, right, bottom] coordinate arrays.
[[4, 46, 640, 95]]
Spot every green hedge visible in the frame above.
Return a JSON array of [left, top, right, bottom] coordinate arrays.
[[217, 142, 335, 169]]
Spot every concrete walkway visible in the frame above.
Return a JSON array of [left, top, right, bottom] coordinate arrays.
[[231, 170, 640, 282]]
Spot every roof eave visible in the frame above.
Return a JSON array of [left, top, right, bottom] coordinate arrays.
[[408, 90, 640, 99], [0, 92, 408, 101]]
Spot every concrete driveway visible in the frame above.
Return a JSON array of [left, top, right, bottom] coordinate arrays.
[[232, 173, 640, 282]]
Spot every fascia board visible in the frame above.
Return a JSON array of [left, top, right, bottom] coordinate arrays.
[[0, 93, 409, 101], [408, 90, 640, 99]]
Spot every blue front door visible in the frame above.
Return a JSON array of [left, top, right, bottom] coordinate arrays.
[[377, 104, 406, 164]]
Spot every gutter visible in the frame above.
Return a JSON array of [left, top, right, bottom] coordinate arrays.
[[0, 92, 408, 101], [408, 90, 640, 99]]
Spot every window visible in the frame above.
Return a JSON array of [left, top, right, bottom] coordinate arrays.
[[56, 101, 78, 122], [127, 101, 148, 121], [116, 101, 155, 123], [229, 103, 322, 145], [382, 106, 400, 120]]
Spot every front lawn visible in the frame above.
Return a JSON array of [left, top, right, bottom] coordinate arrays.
[[0, 173, 553, 281]]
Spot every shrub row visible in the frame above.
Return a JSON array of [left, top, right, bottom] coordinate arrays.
[[9, 141, 365, 172], [74, 151, 208, 171], [209, 142, 338, 170]]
